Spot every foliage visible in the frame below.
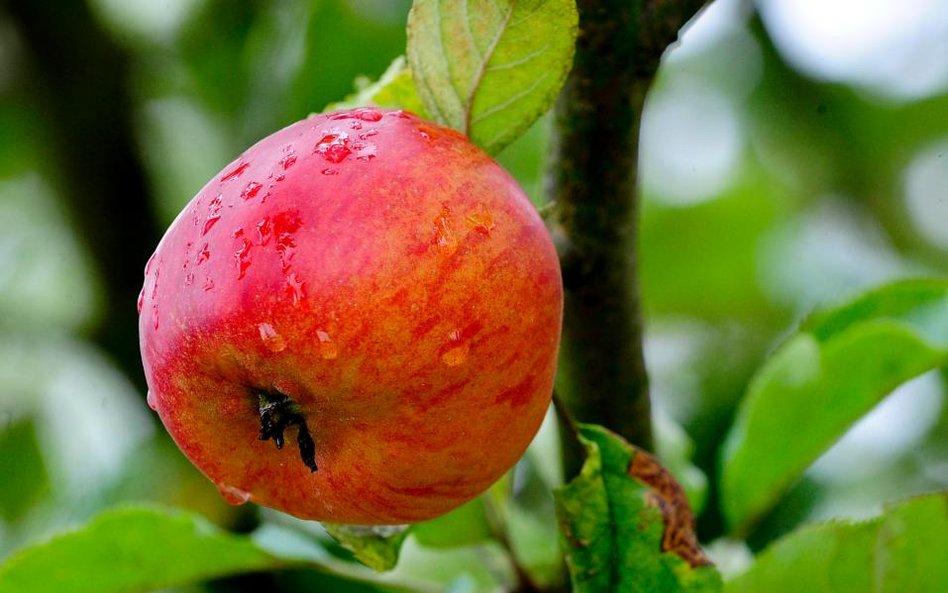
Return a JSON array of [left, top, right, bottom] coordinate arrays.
[[0, 506, 427, 593], [407, 0, 578, 154], [554, 425, 722, 592], [725, 493, 948, 593], [721, 280, 948, 535]]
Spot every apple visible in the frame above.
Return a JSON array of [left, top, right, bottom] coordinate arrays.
[[138, 107, 563, 524]]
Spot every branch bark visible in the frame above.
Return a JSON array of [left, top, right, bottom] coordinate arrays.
[[547, 0, 707, 472]]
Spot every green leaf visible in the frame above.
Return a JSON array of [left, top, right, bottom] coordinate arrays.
[[323, 523, 410, 572], [412, 498, 493, 549], [326, 56, 429, 118], [720, 279, 948, 536], [407, 0, 578, 154], [802, 278, 948, 346], [725, 493, 948, 593], [0, 416, 50, 523], [0, 506, 281, 593], [554, 424, 722, 593], [0, 506, 430, 593]]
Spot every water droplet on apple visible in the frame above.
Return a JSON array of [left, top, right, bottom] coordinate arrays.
[[220, 161, 249, 182], [273, 211, 303, 269], [434, 207, 458, 255], [417, 124, 438, 141], [279, 152, 297, 170], [349, 121, 363, 130], [277, 234, 296, 270], [203, 194, 223, 235], [146, 390, 157, 411], [216, 483, 251, 505], [241, 181, 263, 200], [441, 330, 469, 366], [357, 109, 383, 122], [235, 238, 252, 279], [151, 265, 160, 299], [256, 218, 272, 245], [314, 132, 352, 163], [359, 130, 378, 140], [331, 107, 382, 122], [465, 204, 495, 236], [136, 289, 144, 314], [321, 168, 338, 176], [356, 142, 377, 161], [325, 143, 350, 163], [286, 273, 304, 306], [196, 243, 211, 265], [185, 272, 194, 286], [258, 322, 287, 353], [441, 344, 470, 366], [316, 330, 338, 360], [203, 277, 215, 291], [151, 303, 159, 329]]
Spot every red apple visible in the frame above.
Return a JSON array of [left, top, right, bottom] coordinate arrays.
[[138, 107, 562, 524]]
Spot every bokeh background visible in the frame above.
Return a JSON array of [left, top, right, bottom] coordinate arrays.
[[2, 0, 948, 590]]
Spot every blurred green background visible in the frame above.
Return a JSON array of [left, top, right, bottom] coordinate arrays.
[[1, 0, 948, 590]]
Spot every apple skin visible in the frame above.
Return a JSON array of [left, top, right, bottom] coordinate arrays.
[[139, 107, 563, 524]]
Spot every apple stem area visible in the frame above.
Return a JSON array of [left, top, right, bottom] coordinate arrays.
[[256, 390, 318, 472]]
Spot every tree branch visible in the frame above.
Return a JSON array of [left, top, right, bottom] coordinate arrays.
[[547, 0, 707, 472]]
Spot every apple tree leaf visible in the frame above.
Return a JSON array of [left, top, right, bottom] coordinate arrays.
[[407, 0, 578, 154], [326, 56, 429, 118], [0, 416, 49, 523], [0, 505, 427, 593], [322, 523, 411, 572], [411, 497, 493, 549], [0, 505, 278, 593], [720, 279, 948, 536], [725, 493, 948, 593], [553, 424, 722, 593]]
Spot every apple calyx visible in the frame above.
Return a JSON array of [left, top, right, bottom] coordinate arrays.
[[256, 390, 318, 472]]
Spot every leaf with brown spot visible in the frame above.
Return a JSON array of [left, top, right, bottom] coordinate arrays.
[[629, 449, 710, 568], [553, 424, 722, 593]]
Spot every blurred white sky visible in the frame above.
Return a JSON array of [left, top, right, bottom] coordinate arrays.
[[759, 0, 948, 101]]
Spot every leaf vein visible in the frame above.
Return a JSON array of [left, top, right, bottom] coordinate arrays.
[[486, 43, 550, 71], [461, 0, 482, 60], [462, 0, 515, 135], [506, 1, 547, 29], [434, 0, 465, 123], [471, 70, 550, 126]]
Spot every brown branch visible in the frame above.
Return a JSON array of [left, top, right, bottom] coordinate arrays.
[[546, 0, 707, 473]]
